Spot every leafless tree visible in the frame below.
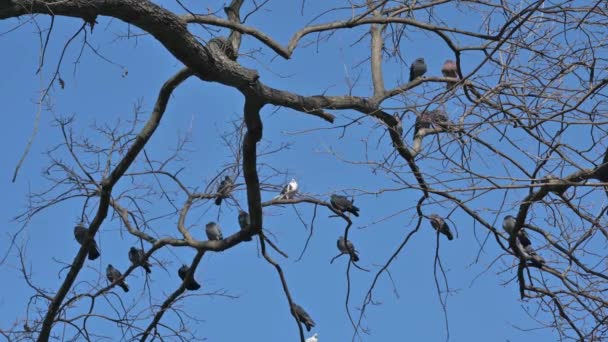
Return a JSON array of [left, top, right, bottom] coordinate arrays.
[[1, 0, 608, 341]]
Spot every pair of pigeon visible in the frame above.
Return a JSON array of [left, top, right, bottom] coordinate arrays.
[[205, 209, 255, 242], [502, 215, 545, 266], [409, 58, 460, 90], [215, 177, 299, 206], [106, 247, 153, 293], [105, 262, 201, 293]]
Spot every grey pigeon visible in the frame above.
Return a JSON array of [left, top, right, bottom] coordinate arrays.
[[409, 58, 427, 82], [441, 59, 459, 90], [74, 223, 100, 260], [502, 215, 545, 266], [128, 247, 152, 274], [205, 222, 223, 241], [330, 194, 360, 217], [238, 210, 253, 241], [414, 111, 433, 138], [337, 236, 360, 262], [106, 264, 129, 292], [293, 303, 316, 332], [215, 175, 234, 206], [178, 264, 201, 290], [428, 214, 454, 240]]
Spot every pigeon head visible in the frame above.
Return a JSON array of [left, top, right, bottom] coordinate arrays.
[[107, 264, 113, 268], [129, 247, 136, 252], [504, 215, 515, 221], [415, 58, 425, 63]]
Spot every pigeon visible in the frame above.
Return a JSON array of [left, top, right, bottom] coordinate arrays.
[[330, 194, 360, 217], [128, 247, 152, 274], [178, 264, 201, 290], [305, 333, 319, 342], [205, 222, 223, 241], [441, 59, 459, 90], [208, 36, 238, 60], [106, 264, 129, 292], [414, 111, 434, 138], [428, 214, 454, 240], [73, 223, 101, 260], [596, 147, 608, 206], [502, 215, 545, 266], [337, 236, 360, 262], [293, 303, 316, 332], [215, 175, 234, 206], [409, 58, 427, 82], [276, 179, 298, 200], [392, 112, 403, 137], [238, 210, 253, 241]]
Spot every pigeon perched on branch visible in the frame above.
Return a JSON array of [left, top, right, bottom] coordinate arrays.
[[205, 222, 223, 241], [441, 59, 459, 90], [128, 247, 152, 273], [74, 223, 101, 260], [238, 210, 253, 241], [106, 264, 129, 292], [428, 214, 454, 240], [502, 215, 545, 266], [293, 303, 316, 332], [178, 264, 201, 290], [275, 179, 298, 200], [337, 236, 360, 262], [330, 194, 360, 217], [215, 175, 234, 206], [409, 58, 427, 82]]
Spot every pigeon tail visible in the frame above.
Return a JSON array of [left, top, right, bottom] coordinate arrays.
[[214, 196, 223, 206], [119, 282, 129, 292], [186, 280, 201, 291], [350, 251, 360, 262], [348, 205, 360, 217], [88, 243, 100, 260], [143, 264, 152, 274], [444, 230, 454, 241]]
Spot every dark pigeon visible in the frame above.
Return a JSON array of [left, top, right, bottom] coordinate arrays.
[[74, 223, 101, 260], [205, 222, 223, 241], [178, 264, 201, 290], [238, 210, 253, 241], [293, 303, 316, 332], [106, 264, 129, 292], [330, 194, 360, 217], [215, 175, 234, 206], [502, 215, 545, 266], [128, 247, 152, 274], [441, 59, 459, 90], [428, 214, 454, 240], [409, 58, 427, 82], [337, 236, 360, 262]]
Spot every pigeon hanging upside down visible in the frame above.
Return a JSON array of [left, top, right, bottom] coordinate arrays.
[[106, 264, 129, 292], [74, 223, 101, 260], [428, 214, 454, 240], [292, 303, 316, 332], [275, 179, 298, 200], [337, 236, 360, 262], [215, 175, 234, 206], [330, 194, 360, 217], [409, 57, 427, 82], [178, 264, 201, 290], [128, 247, 152, 273]]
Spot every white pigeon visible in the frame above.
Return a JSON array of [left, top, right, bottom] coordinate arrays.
[[305, 333, 318, 342], [275, 178, 298, 200]]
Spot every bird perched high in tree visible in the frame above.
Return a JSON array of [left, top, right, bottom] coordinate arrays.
[[208, 36, 238, 61], [441, 59, 459, 90], [73, 223, 101, 260], [409, 57, 427, 81], [292, 303, 316, 332], [428, 214, 454, 240], [205, 222, 223, 241], [337, 236, 360, 262], [214, 175, 234, 206], [330, 194, 360, 217], [128, 247, 152, 274], [106, 264, 129, 292], [178, 265, 201, 290], [413, 111, 434, 138], [502, 215, 545, 266], [275, 179, 298, 200], [238, 210, 253, 241]]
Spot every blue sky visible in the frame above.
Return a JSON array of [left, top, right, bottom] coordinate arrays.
[[0, 1, 588, 341]]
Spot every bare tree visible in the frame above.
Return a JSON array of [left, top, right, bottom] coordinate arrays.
[[1, 0, 608, 341]]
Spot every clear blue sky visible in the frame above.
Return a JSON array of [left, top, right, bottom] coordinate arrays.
[[0, 1, 570, 341]]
